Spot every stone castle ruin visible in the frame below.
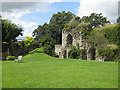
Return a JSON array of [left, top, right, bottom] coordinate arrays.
[[55, 17, 104, 61]]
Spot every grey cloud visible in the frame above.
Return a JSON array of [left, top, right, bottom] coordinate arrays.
[[2, 2, 48, 12]]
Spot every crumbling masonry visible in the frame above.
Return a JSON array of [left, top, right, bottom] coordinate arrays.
[[55, 18, 105, 61]]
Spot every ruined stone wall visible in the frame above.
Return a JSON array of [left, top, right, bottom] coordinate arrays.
[[62, 30, 73, 47], [55, 45, 62, 55], [56, 23, 103, 61], [62, 29, 85, 48], [73, 32, 85, 49], [65, 46, 71, 58]]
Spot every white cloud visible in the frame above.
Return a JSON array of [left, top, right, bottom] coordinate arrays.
[[2, 13, 38, 39], [1, 1, 81, 40], [2, 9, 38, 39], [13, 19, 38, 37], [77, 0, 119, 23], [2, 2, 49, 39], [2, 10, 30, 20]]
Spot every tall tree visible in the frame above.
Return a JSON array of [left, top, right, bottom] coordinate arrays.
[[33, 11, 75, 44], [81, 13, 110, 27], [33, 23, 48, 42], [1, 19, 23, 55], [49, 11, 75, 44]]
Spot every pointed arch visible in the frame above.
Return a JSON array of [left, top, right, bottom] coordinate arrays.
[[66, 34, 73, 46]]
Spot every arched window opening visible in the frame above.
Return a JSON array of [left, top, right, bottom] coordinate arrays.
[[66, 34, 73, 46]]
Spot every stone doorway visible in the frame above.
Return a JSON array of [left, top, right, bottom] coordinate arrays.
[[81, 49, 87, 60], [59, 52, 62, 58], [89, 47, 96, 60]]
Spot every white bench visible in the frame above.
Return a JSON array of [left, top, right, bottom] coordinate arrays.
[[15, 56, 22, 63]]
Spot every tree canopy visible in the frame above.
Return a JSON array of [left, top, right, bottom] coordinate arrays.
[[33, 11, 75, 44], [1, 18, 23, 55], [81, 13, 110, 27], [2, 19, 23, 42], [33, 12, 111, 46], [24, 37, 34, 47]]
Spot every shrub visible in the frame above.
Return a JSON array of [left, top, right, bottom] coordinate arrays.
[[41, 36, 57, 57], [76, 43, 80, 49], [97, 24, 119, 45], [115, 54, 120, 62], [86, 30, 108, 49], [6, 56, 15, 61], [68, 46, 81, 59], [98, 47, 116, 61], [114, 46, 120, 62], [81, 49, 87, 60], [76, 22, 92, 39], [43, 45, 57, 57]]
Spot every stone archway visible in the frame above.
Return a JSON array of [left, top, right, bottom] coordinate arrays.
[[87, 47, 96, 60], [59, 52, 62, 58], [91, 47, 96, 60], [66, 34, 73, 46]]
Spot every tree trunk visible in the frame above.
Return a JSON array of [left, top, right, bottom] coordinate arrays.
[[9, 41, 16, 56]]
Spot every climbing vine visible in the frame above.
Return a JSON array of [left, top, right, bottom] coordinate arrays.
[[96, 24, 119, 45], [63, 18, 93, 40]]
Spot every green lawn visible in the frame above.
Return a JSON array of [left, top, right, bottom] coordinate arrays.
[[2, 48, 118, 88]]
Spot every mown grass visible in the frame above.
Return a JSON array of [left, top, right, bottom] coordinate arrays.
[[2, 48, 118, 88]]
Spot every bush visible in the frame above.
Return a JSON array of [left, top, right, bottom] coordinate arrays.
[[41, 36, 55, 47], [42, 36, 57, 57], [115, 54, 120, 62], [68, 46, 81, 59], [6, 56, 15, 61], [86, 30, 108, 49], [98, 47, 116, 61], [114, 47, 120, 62], [81, 49, 87, 60], [98, 24, 119, 45], [43, 45, 57, 57]]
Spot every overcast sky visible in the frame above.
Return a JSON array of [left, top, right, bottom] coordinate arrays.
[[1, 0, 119, 40]]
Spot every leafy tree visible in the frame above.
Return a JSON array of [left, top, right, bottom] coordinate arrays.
[[117, 24, 120, 46], [43, 45, 57, 57], [98, 24, 119, 45], [24, 37, 34, 47], [33, 11, 75, 44], [81, 13, 110, 27], [86, 30, 108, 49], [41, 36, 55, 47], [63, 18, 92, 40], [49, 11, 75, 44], [76, 22, 92, 39], [98, 47, 116, 61], [33, 23, 48, 42], [1, 19, 23, 55], [23, 37, 34, 53], [41, 36, 57, 57]]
